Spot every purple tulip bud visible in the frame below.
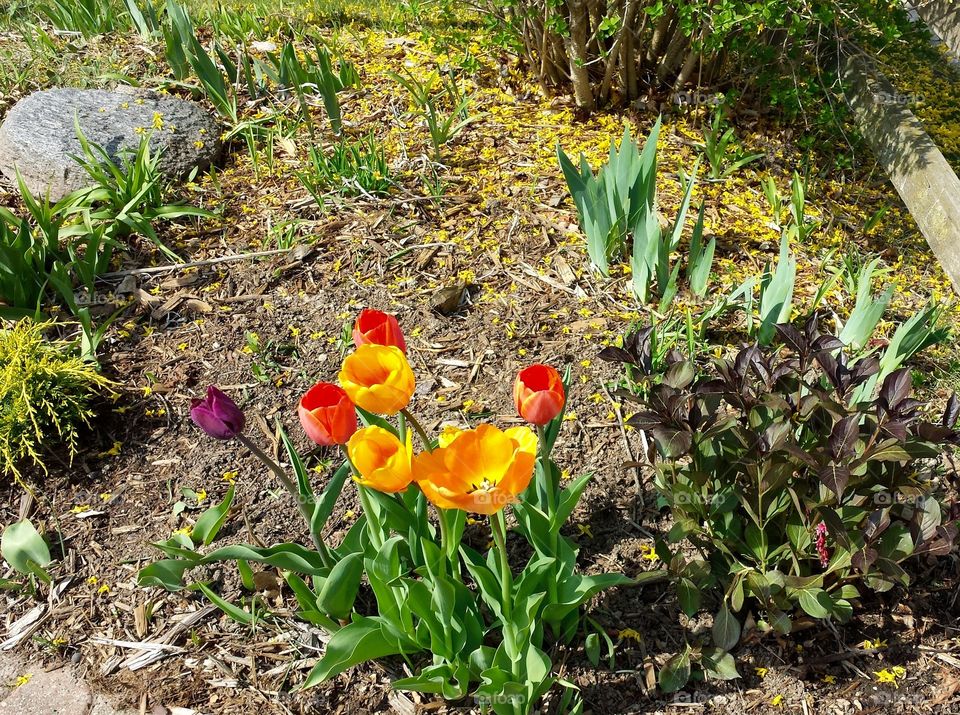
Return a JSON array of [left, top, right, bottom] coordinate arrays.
[[190, 386, 245, 440]]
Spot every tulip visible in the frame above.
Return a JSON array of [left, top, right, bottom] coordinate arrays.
[[346, 426, 413, 493], [191, 386, 245, 439], [412, 423, 537, 514], [353, 308, 407, 353], [298, 382, 358, 446], [339, 344, 415, 416], [513, 364, 565, 426]]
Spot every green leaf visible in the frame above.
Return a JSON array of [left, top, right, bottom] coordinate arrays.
[[758, 230, 796, 345], [392, 662, 470, 699], [677, 577, 701, 616], [316, 552, 363, 620], [191, 483, 235, 546], [712, 604, 740, 650], [302, 617, 416, 687], [312, 462, 351, 539], [191, 582, 255, 625], [137, 559, 191, 590], [237, 559, 255, 591], [659, 648, 691, 693], [1, 520, 51, 581], [279, 423, 314, 499], [554, 471, 592, 530], [585, 633, 600, 667], [190, 542, 328, 576], [797, 588, 832, 619], [701, 647, 739, 681]]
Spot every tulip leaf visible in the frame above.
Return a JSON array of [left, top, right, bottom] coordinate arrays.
[[442, 508, 467, 561], [236, 559, 256, 591], [1, 519, 51, 582], [279, 422, 314, 498], [541, 365, 573, 455], [196, 542, 329, 576], [190, 581, 254, 625], [542, 572, 634, 622], [283, 572, 339, 629], [191, 483, 235, 546], [511, 502, 553, 556], [311, 462, 351, 538], [334, 514, 367, 558], [316, 552, 364, 620], [554, 472, 593, 531], [393, 662, 471, 699], [302, 616, 417, 688], [137, 558, 192, 590], [368, 487, 416, 535], [461, 546, 504, 620], [356, 406, 400, 438], [404, 579, 449, 654]]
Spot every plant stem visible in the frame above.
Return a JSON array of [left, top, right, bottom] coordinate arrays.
[[490, 510, 523, 715], [490, 510, 517, 657], [437, 507, 451, 580], [237, 434, 331, 566], [340, 445, 385, 552], [401, 408, 433, 451], [357, 485, 383, 552], [397, 410, 408, 448], [435, 508, 456, 657], [536, 426, 561, 627], [536, 425, 556, 512]]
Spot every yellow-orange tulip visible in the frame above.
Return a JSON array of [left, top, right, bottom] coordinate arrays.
[[346, 425, 413, 493], [339, 344, 415, 415], [412, 423, 537, 514]]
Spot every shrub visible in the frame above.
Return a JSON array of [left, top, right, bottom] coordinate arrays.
[[0, 320, 110, 486], [614, 315, 958, 689], [485, 0, 912, 111]]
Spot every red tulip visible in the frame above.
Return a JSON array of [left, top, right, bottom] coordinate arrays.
[[298, 382, 358, 446], [513, 364, 565, 426], [353, 309, 407, 353], [191, 386, 245, 440]]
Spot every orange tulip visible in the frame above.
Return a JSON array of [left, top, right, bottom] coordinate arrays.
[[412, 424, 537, 514], [353, 309, 407, 353], [346, 425, 413, 493], [298, 382, 357, 446], [513, 364, 565, 426], [339, 344, 415, 415]]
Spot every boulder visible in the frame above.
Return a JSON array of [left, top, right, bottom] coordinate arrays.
[[0, 88, 220, 200]]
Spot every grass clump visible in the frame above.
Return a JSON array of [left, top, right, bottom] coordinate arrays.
[[0, 320, 110, 485]]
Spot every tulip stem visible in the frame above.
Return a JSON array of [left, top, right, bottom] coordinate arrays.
[[237, 434, 332, 566], [401, 409, 433, 452], [435, 509, 456, 657], [535, 425, 561, 630], [536, 425, 557, 512], [490, 511, 518, 661], [357, 486, 384, 551], [340, 446, 386, 552]]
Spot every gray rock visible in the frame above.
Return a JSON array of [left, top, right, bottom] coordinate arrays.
[[0, 88, 220, 201]]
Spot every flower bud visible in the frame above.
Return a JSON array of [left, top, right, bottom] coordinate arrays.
[[190, 386, 245, 440]]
